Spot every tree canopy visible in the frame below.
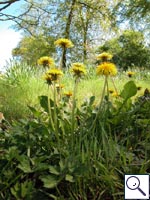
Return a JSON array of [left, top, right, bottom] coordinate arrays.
[[12, 34, 56, 66], [98, 30, 150, 69], [1, 0, 150, 67]]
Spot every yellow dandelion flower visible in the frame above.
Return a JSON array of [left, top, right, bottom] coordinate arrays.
[[71, 62, 86, 68], [38, 56, 54, 67], [55, 84, 64, 89], [46, 68, 63, 81], [43, 74, 53, 85], [97, 52, 113, 61], [127, 71, 135, 77], [71, 63, 86, 77], [54, 38, 74, 48], [64, 91, 73, 97], [96, 62, 117, 76], [109, 89, 114, 94], [112, 92, 120, 98]]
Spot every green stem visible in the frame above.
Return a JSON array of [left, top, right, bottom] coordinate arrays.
[[27, 145, 30, 158], [60, 46, 66, 69], [91, 76, 108, 129], [98, 76, 108, 113], [48, 85, 55, 131], [106, 76, 109, 99], [111, 77, 118, 93], [71, 78, 79, 147], [53, 82, 59, 143], [27, 130, 30, 158]]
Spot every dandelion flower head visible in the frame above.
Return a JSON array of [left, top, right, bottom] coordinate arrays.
[[96, 62, 117, 76], [71, 62, 86, 68], [54, 38, 74, 48], [43, 73, 53, 85], [109, 89, 114, 94], [127, 71, 135, 77], [97, 52, 113, 61], [64, 91, 73, 97], [56, 83, 64, 89], [112, 92, 120, 98], [38, 56, 54, 67], [71, 63, 86, 77], [44, 68, 63, 84]]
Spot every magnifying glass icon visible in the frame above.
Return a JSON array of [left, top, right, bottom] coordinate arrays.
[[126, 176, 146, 196]]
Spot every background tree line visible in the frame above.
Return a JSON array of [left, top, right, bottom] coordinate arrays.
[[1, 0, 150, 69]]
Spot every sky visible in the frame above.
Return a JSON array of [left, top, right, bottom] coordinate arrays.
[[0, 1, 23, 72]]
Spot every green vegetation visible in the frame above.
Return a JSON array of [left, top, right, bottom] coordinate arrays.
[[0, 61, 149, 120], [0, 0, 150, 199], [0, 55, 150, 199], [98, 30, 150, 70], [12, 35, 56, 66]]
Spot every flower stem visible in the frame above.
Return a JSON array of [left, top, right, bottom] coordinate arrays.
[[91, 76, 108, 129], [53, 82, 59, 143], [48, 85, 55, 131], [111, 77, 118, 93], [60, 46, 66, 69], [98, 75, 108, 111], [71, 78, 79, 148]]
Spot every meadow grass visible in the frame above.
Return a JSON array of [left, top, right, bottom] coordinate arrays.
[[0, 63, 150, 120], [0, 62, 150, 199]]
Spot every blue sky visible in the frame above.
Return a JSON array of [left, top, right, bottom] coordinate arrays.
[[0, 0, 24, 71]]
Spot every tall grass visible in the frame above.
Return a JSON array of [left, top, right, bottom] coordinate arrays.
[[1, 62, 150, 120], [0, 61, 150, 199], [0, 61, 48, 119]]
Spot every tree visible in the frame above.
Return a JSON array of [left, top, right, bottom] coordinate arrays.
[[114, 0, 150, 31], [12, 0, 119, 65], [12, 34, 56, 66], [0, 0, 33, 22], [98, 30, 150, 70]]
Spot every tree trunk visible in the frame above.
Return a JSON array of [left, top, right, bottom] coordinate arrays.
[[62, 0, 76, 68]]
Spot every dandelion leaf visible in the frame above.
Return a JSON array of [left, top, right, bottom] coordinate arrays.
[[120, 81, 137, 100], [39, 95, 49, 112], [40, 175, 60, 188]]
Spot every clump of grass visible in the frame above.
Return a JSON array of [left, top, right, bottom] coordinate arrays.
[[0, 61, 47, 120]]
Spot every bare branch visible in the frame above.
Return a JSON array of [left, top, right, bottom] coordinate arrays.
[[0, 0, 21, 12]]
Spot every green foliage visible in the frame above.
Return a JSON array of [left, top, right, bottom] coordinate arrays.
[[115, 0, 150, 27], [12, 34, 56, 66], [0, 62, 47, 120], [120, 80, 137, 100], [98, 30, 150, 69], [13, 0, 118, 63], [1, 70, 150, 199]]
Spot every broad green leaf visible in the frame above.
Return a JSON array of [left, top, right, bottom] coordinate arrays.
[[40, 175, 60, 188], [28, 106, 41, 117], [39, 95, 54, 113], [49, 165, 60, 175], [18, 156, 32, 173], [120, 81, 137, 100], [21, 181, 33, 198], [39, 95, 48, 112], [59, 160, 65, 171], [89, 96, 95, 105], [65, 174, 74, 182]]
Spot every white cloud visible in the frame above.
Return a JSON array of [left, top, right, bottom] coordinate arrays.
[[0, 28, 22, 72]]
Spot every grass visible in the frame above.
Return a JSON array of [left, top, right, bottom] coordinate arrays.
[[0, 64, 150, 120], [0, 62, 150, 199]]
